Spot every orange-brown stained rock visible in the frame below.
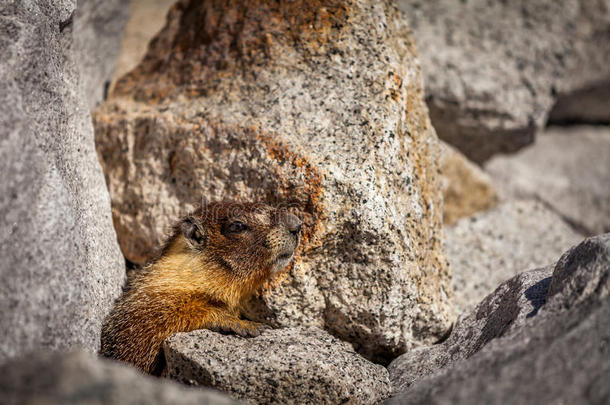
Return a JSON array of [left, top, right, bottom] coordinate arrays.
[[440, 141, 498, 225], [95, 0, 454, 363], [113, 0, 349, 103]]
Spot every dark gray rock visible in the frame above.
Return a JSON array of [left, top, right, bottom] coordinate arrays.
[[74, 0, 129, 108], [0, 1, 124, 360], [164, 327, 391, 405], [0, 350, 237, 405], [549, 81, 610, 125], [389, 267, 553, 392], [387, 234, 610, 405], [398, 0, 610, 163], [486, 126, 610, 235], [445, 200, 582, 315]]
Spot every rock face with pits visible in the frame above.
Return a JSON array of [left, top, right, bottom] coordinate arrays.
[[164, 327, 391, 404], [94, 0, 453, 362]]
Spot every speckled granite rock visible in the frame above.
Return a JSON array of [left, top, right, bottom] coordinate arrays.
[[0, 1, 124, 360], [386, 234, 610, 405], [94, 0, 453, 362], [439, 141, 498, 225], [486, 126, 610, 235], [445, 200, 582, 315], [389, 266, 552, 392], [0, 351, 237, 405], [74, 0, 129, 109], [398, 0, 610, 163], [164, 327, 391, 404]]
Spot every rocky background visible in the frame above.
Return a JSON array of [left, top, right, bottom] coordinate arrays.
[[0, 0, 608, 404]]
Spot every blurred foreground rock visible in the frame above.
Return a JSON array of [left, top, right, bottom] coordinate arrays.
[[0, 351, 236, 405], [439, 141, 498, 225], [164, 327, 390, 404], [94, 0, 453, 361], [74, 0, 129, 108], [549, 81, 610, 124], [398, 0, 610, 162], [387, 234, 610, 404], [110, 0, 176, 88], [486, 126, 610, 235], [445, 200, 582, 314], [0, 0, 125, 360]]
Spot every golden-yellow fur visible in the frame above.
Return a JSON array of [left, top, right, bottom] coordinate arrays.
[[101, 202, 301, 374]]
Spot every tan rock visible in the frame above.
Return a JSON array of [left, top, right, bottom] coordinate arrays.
[[110, 0, 176, 90], [440, 141, 498, 225], [94, 0, 453, 362]]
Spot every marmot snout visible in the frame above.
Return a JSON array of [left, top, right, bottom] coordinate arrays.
[[101, 202, 301, 374]]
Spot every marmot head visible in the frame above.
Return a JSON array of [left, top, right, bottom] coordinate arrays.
[[165, 202, 302, 282]]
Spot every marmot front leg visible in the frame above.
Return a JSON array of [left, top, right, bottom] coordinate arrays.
[[203, 310, 271, 337]]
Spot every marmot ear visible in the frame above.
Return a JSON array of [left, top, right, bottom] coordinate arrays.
[[181, 216, 206, 249]]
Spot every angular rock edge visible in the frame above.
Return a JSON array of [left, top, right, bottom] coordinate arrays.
[[387, 234, 610, 404], [164, 327, 391, 404]]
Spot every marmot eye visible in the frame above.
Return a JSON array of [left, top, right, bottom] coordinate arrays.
[[227, 221, 249, 233]]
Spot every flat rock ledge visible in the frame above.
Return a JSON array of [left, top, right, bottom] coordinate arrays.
[[386, 233, 610, 404], [164, 326, 391, 405]]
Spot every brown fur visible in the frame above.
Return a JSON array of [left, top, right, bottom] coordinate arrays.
[[100, 202, 301, 374]]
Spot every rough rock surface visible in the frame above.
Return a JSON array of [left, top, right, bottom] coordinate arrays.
[[164, 327, 391, 404], [0, 351, 237, 405], [387, 234, 610, 405], [74, 0, 129, 109], [486, 126, 610, 235], [0, 1, 124, 360], [94, 0, 453, 361], [439, 141, 497, 225], [389, 266, 553, 392], [445, 200, 582, 314], [398, 0, 610, 163]]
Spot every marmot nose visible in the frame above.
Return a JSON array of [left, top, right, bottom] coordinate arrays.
[[283, 213, 302, 236]]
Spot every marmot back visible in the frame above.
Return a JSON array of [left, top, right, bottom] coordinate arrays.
[[101, 201, 302, 374]]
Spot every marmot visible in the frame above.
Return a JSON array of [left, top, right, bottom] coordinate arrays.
[[101, 201, 302, 374]]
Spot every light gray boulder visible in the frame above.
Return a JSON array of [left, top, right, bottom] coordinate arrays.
[[0, 0, 124, 360], [486, 126, 610, 235], [398, 0, 610, 162], [164, 327, 391, 405], [74, 0, 129, 109], [387, 234, 610, 405], [445, 199, 582, 315], [0, 350, 237, 405]]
